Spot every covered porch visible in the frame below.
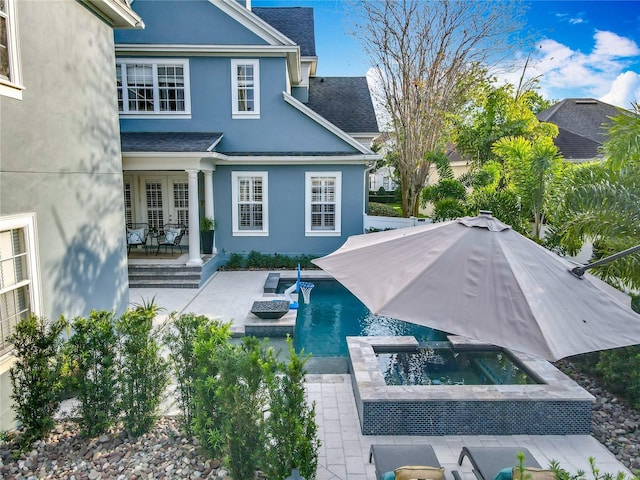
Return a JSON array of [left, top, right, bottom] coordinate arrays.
[[121, 132, 223, 270]]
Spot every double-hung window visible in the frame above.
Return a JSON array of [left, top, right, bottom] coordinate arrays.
[[0, 0, 23, 99], [116, 59, 190, 116], [231, 172, 268, 236], [231, 59, 260, 119], [305, 172, 342, 236], [0, 214, 41, 359]]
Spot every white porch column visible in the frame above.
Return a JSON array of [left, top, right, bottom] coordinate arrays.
[[186, 169, 203, 266], [203, 170, 216, 253]]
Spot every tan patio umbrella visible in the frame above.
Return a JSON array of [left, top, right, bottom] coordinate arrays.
[[312, 212, 640, 361]]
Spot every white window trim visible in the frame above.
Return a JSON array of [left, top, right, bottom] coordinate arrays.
[[231, 59, 260, 119], [116, 58, 191, 118], [0, 0, 24, 100], [305, 172, 342, 237], [231, 171, 269, 236], [0, 213, 42, 368]]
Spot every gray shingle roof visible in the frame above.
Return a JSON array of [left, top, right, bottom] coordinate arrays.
[[537, 98, 624, 161], [121, 132, 223, 152], [306, 77, 379, 133], [252, 7, 316, 57]]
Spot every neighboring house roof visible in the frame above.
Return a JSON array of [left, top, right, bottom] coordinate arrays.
[[537, 98, 624, 162], [306, 77, 379, 133], [252, 7, 316, 57], [121, 132, 223, 152]]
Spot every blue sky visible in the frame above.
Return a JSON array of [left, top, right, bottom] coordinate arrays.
[[251, 0, 640, 109]]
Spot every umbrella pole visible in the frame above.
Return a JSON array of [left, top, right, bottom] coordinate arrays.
[[570, 244, 640, 278]]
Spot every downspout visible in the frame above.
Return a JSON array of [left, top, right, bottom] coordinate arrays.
[[363, 163, 375, 219]]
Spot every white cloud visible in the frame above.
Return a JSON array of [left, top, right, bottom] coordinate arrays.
[[496, 30, 640, 109], [600, 71, 640, 108], [593, 30, 640, 58]]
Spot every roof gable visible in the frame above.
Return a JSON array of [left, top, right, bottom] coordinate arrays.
[[116, 0, 293, 47], [306, 77, 379, 133]]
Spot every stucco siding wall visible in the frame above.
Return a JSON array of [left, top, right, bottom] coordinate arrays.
[[0, 1, 129, 320], [115, 0, 267, 45], [119, 56, 358, 153], [214, 164, 365, 255]]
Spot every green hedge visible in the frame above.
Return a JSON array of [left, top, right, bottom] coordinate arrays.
[[368, 202, 400, 217], [221, 251, 318, 270]]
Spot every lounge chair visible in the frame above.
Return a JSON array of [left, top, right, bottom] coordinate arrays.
[[457, 446, 542, 480], [369, 444, 444, 480]]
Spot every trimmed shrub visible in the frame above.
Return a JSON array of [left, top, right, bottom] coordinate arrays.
[[163, 313, 217, 435], [368, 202, 400, 217], [67, 310, 119, 437], [116, 302, 169, 438], [262, 339, 320, 480], [9, 315, 66, 447]]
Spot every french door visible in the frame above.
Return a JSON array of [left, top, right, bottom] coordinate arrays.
[[124, 174, 190, 232]]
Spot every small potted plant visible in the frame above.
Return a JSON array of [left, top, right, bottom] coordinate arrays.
[[200, 216, 215, 254]]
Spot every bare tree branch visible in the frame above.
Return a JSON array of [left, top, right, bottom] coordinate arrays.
[[354, 0, 526, 216]]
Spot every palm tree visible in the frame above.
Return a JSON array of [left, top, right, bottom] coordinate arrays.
[[546, 110, 640, 290]]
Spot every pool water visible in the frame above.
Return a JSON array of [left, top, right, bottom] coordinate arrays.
[[282, 279, 447, 358], [378, 347, 540, 386]]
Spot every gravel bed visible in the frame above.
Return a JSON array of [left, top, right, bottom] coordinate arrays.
[[0, 418, 228, 480], [557, 360, 640, 475]]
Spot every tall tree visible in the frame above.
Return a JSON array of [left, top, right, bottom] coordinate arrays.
[[355, 0, 525, 217]]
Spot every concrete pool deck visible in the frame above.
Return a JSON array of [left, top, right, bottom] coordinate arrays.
[[129, 271, 633, 480]]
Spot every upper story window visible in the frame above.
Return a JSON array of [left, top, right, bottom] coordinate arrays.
[[0, 0, 23, 100], [305, 172, 342, 237], [0, 213, 41, 358], [231, 59, 260, 119], [116, 59, 191, 117], [231, 172, 268, 236]]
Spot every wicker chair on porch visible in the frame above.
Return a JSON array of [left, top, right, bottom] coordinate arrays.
[[126, 223, 149, 254], [156, 223, 186, 256]]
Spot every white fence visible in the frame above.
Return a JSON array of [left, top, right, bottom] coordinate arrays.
[[363, 214, 431, 232]]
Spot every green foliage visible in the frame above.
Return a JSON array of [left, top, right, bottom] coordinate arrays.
[[432, 198, 467, 222], [191, 319, 233, 457], [421, 178, 466, 207], [9, 315, 67, 447], [200, 217, 215, 231], [596, 344, 640, 409], [492, 135, 562, 238], [368, 202, 401, 217], [262, 339, 320, 480], [221, 251, 318, 270], [67, 311, 119, 437], [116, 302, 169, 438], [214, 337, 275, 480], [466, 189, 527, 233], [163, 313, 214, 435], [428, 150, 454, 180], [549, 456, 633, 480]]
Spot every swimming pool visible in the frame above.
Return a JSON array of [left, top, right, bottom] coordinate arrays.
[[277, 279, 446, 368]]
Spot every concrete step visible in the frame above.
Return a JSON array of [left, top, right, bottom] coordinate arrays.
[[128, 279, 200, 289], [128, 264, 203, 288]]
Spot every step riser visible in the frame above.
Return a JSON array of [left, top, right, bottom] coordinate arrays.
[[128, 265, 202, 288]]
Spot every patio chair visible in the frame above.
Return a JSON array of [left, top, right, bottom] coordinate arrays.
[[457, 446, 546, 480], [156, 223, 186, 256], [369, 444, 445, 480], [126, 223, 149, 254]]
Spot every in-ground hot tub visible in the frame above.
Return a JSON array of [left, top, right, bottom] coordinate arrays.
[[348, 336, 594, 436]]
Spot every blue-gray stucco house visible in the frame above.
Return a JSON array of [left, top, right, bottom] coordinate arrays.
[[115, 0, 380, 267]]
